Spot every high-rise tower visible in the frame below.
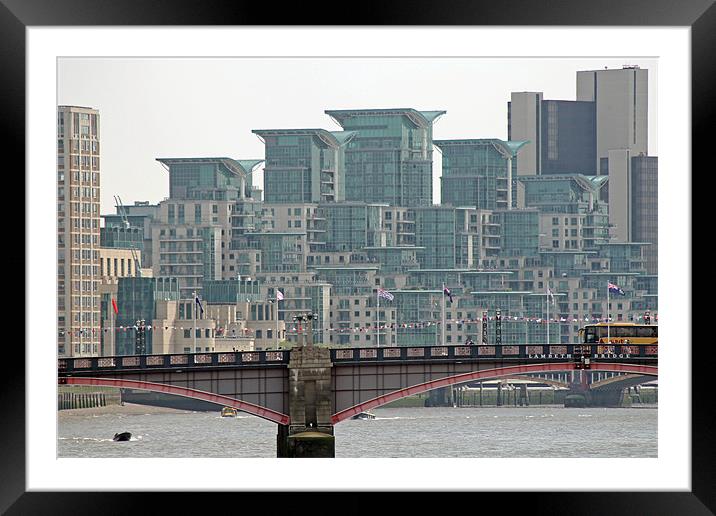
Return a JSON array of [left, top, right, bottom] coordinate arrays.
[[57, 106, 101, 357], [577, 65, 648, 171]]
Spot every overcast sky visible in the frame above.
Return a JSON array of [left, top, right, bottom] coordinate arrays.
[[58, 57, 657, 215]]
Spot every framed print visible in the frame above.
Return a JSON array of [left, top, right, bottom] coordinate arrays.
[[6, 0, 712, 513]]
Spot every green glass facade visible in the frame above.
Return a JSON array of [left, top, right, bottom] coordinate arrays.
[[202, 279, 262, 304], [392, 290, 443, 346], [414, 207, 457, 269], [497, 209, 540, 257], [236, 232, 305, 273], [594, 243, 647, 274], [100, 226, 143, 251], [314, 266, 378, 296], [231, 199, 265, 236], [520, 174, 610, 249], [326, 109, 445, 207], [364, 247, 421, 273], [437, 139, 526, 210], [114, 277, 179, 355], [253, 129, 354, 204], [458, 292, 561, 345], [321, 203, 383, 252], [157, 157, 260, 201]]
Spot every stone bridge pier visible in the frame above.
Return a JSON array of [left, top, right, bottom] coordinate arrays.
[[277, 344, 335, 458], [565, 371, 638, 407]]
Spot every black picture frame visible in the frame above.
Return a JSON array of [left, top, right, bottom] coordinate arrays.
[[5, 0, 710, 513]]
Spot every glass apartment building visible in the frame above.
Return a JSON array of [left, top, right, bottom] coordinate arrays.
[[496, 209, 540, 257], [158, 157, 260, 201], [102, 201, 159, 267], [413, 207, 458, 270], [152, 158, 262, 297], [253, 129, 356, 204], [436, 139, 527, 210], [519, 174, 610, 250], [234, 232, 306, 274], [321, 202, 385, 252], [391, 290, 444, 346], [100, 226, 143, 251], [202, 279, 263, 304], [113, 277, 179, 355], [314, 266, 380, 346], [325, 109, 445, 207]]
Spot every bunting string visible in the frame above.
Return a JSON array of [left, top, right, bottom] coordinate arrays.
[[58, 312, 658, 337]]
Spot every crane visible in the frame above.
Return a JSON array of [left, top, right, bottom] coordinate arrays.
[[113, 195, 142, 277]]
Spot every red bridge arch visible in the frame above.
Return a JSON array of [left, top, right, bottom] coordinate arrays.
[[331, 362, 658, 424], [62, 377, 290, 425]]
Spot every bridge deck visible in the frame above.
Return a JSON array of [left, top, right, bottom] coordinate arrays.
[[58, 343, 656, 376]]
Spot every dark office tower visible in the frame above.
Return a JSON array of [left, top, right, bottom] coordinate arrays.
[[253, 129, 355, 204], [325, 108, 446, 207], [508, 93, 596, 176], [540, 100, 596, 175], [631, 155, 658, 275]]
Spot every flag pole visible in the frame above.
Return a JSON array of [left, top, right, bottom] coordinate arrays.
[[546, 290, 550, 347], [193, 290, 197, 353], [111, 300, 115, 357], [276, 296, 279, 350], [441, 283, 446, 346], [376, 290, 380, 348], [607, 281, 611, 343]]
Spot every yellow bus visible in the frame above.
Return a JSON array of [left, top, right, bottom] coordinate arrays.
[[578, 322, 658, 345]]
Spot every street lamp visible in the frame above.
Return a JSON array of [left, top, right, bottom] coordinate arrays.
[[293, 313, 318, 348], [134, 318, 146, 355]]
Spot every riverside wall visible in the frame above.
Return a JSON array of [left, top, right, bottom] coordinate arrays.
[[58, 386, 122, 410]]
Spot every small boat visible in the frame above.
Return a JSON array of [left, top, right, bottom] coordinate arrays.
[[221, 407, 238, 417], [113, 432, 132, 441], [351, 411, 376, 420]]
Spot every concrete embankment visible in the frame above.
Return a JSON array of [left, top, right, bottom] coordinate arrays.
[[58, 402, 192, 417], [384, 386, 658, 408], [58, 385, 122, 410]]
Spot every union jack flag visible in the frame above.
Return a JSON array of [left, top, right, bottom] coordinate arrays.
[[443, 286, 453, 303], [608, 282, 625, 296], [377, 288, 394, 301]]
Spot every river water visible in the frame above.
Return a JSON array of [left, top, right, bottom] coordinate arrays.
[[58, 404, 657, 458]]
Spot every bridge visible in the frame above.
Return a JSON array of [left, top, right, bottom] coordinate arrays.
[[58, 342, 657, 457]]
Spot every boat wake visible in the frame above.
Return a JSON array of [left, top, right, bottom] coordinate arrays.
[[58, 435, 143, 442]]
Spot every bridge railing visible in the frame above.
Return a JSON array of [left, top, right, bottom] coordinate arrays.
[[57, 344, 656, 374], [329, 343, 658, 364], [58, 349, 290, 375]]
